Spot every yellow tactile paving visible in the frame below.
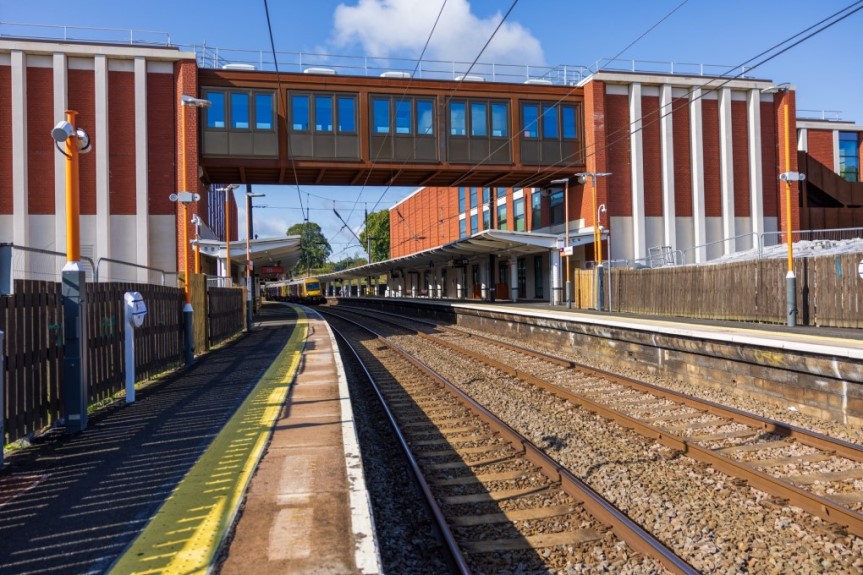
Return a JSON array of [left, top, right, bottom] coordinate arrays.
[[108, 308, 307, 575]]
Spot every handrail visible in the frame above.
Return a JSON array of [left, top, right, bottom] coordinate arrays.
[[0, 21, 172, 46], [95, 257, 170, 285]]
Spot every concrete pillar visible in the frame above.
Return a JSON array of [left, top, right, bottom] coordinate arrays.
[[660, 84, 676, 250], [719, 87, 735, 255], [629, 82, 646, 260], [550, 249, 561, 305], [690, 88, 707, 263], [134, 57, 149, 281], [480, 262, 488, 301], [510, 258, 518, 301], [456, 268, 464, 299], [747, 89, 765, 247]]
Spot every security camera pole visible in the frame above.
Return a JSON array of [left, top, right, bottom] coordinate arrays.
[[52, 110, 92, 433]]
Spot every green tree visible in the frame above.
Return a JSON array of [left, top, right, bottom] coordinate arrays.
[[334, 255, 368, 271], [359, 210, 390, 263], [287, 221, 332, 274]]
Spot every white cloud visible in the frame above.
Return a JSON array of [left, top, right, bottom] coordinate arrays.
[[331, 0, 544, 65]]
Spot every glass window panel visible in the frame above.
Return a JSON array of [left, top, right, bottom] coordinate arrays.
[[291, 95, 309, 131], [458, 187, 466, 213], [533, 256, 543, 298], [562, 105, 576, 139], [497, 186, 506, 199], [417, 100, 434, 135], [459, 218, 466, 238], [315, 95, 333, 132], [206, 91, 226, 128], [491, 102, 508, 137], [395, 99, 412, 134], [231, 92, 250, 129], [542, 104, 559, 139], [497, 203, 508, 230], [255, 93, 274, 130], [531, 191, 542, 229], [338, 97, 356, 132], [451, 102, 466, 136], [514, 198, 525, 232], [482, 187, 491, 204], [471, 102, 487, 136], [522, 103, 538, 138], [470, 187, 478, 209], [470, 213, 478, 235], [839, 132, 859, 182], [482, 208, 491, 230], [373, 97, 390, 134]]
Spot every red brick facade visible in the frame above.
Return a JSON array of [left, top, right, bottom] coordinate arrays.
[[0, 65, 11, 215], [69, 69, 97, 215], [26, 67, 54, 215]]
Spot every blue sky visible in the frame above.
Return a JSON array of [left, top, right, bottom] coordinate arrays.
[[2, 0, 860, 261]]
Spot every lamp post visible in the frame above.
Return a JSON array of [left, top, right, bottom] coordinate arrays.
[[575, 171, 612, 311], [222, 184, 239, 287], [762, 84, 804, 327], [598, 203, 607, 310], [51, 111, 92, 433], [179, 94, 211, 366], [551, 176, 575, 308], [245, 185, 265, 331]]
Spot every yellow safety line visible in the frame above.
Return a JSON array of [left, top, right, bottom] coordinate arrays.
[[109, 307, 308, 575]]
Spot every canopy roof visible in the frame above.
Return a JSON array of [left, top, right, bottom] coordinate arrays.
[[318, 229, 595, 281]]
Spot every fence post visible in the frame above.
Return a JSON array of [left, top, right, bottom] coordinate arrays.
[[0, 243, 12, 296]]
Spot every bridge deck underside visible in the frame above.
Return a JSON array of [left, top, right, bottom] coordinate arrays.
[[201, 161, 566, 188]]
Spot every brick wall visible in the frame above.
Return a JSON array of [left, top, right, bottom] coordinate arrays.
[[642, 95, 662, 217], [702, 99, 721, 217], [26, 67, 54, 214], [108, 70, 136, 215], [148, 73, 176, 216], [760, 101, 779, 218], [807, 129, 834, 169], [68, 69, 96, 215], [731, 99, 750, 217], [605, 94, 631, 217], [672, 97, 692, 217], [0, 65, 10, 215], [175, 60, 199, 270]]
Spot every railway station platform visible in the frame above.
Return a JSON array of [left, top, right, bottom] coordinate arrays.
[[0, 304, 379, 575], [335, 296, 863, 425]]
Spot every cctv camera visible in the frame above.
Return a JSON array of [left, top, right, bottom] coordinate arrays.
[[51, 121, 75, 143], [76, 128, 92, 154]]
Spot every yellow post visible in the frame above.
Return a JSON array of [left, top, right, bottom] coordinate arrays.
[[783, 101, 793, 273], [592, 179, 601, 266], [180, 106, 191, 303], [64, 110, 80, 264], [225, 187, 232, 287]]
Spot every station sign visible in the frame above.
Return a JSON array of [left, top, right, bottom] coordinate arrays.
[[260, 265, 283, 275]]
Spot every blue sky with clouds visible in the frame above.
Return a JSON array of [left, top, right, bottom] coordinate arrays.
[[2, 0, 860, 260]]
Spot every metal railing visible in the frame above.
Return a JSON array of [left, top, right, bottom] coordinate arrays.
[[94, 257, 174, 285], [0, 243, 95, 295], [0, 21, 172, 46], [1, 243, 177, 295], [591, 57, 752, 78]]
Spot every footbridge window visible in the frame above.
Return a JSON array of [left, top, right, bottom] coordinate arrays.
[[447, 99, 511, 164], [202, 88, 278, 157], [369, 95, 437, 162], [288, 92, 359, 160], [520, 101, 583, 165]]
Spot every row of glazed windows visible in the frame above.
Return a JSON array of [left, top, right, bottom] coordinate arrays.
[[457, 187, 562, 232], [203, 88, 580, 142], [458, 197, 528, 238]]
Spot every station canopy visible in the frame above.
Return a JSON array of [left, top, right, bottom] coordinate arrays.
[[197, 236, 302, 271], [318, 229, 596, 282]]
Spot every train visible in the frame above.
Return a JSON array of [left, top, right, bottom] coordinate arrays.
[[262, 277, 326, 305]]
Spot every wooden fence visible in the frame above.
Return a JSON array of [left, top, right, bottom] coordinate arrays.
[[2, 280, 244, 444], [573, 252, 863, 328]]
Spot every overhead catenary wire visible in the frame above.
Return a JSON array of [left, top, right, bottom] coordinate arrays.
[[388, 0, 863, 251]]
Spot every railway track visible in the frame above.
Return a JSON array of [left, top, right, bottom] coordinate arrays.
[[335, 305, 863, 537], [324, 309, 695, 574]]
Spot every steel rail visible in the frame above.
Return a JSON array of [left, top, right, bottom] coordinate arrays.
[[416, 326, 863, 539], [325, 315, 472, 575], [321, 307, 698, 574]]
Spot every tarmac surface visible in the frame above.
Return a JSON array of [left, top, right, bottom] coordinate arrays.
[[0, 305, 301, 575]]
